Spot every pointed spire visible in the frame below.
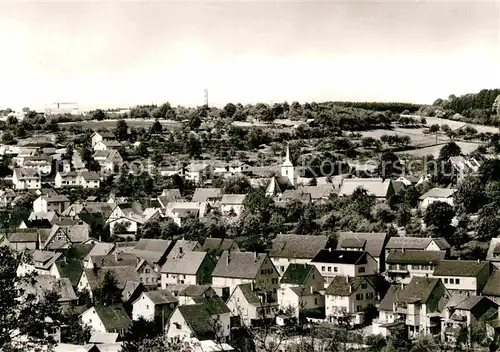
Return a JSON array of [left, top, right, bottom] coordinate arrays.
[[282, 143, 293, 167]]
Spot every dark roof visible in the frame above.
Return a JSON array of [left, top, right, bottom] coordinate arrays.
[[325, 276, 374, 296], [212, 251, 267, 279], [336, 232, 387, 258], [7, 229, 38, 243], [134, 239, 173, 264], [91, 253, 138, 268], [201, 238, 239, 257], [386, 237, 450, 250], [483, 271, 500, 296], [379, 285, 403, 311], [93, 305, 132, 331], [177, 297, 230, 339], [55, 257, 84, 287], [191, 188, 222, 202], [311, 249, 368, 265], [237, 283, 261, 305], [433, 260, 489, 278], [269, 234, 329, 259], [144, 290, 178, 305], [190, 296, 230, 315], [83, 266, 140, 291], [386, 250, 445, 265], [280, 264, 315, 285], [399, 277, 442, 303]]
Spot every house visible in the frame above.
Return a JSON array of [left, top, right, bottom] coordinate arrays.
[[80, 305, 132, 335], [325, 276, 376, 326], [192, 188, 222, 203], [164, 284, 218, 305], [55, 171, 100, 188], [158, 189, 183, 207], [83, 242, 115, 268], [91, 131, 117, 148], [33, 194, 70, 214], [201, 238, 240, 259], [1, 229, 40, 250], [15, 155, 52, 175], [19, 275, 77, 310], [393, 277, 450, 338], [80, 171, 101, 188], [220, 194, 246, 217], [395, 175, 419, 187], [482, 271, 500, 304], [385, 250, 445, 285], [185, 163, 213, 184], [164, 202, 207, 226], [269, 234, 330, 275], [441, 295, 498, 344], [338, 178, 394, 199], [166, 296, 231, 341], [107, 203, 156, 236], [90, 252, 138, 268], [27, 211, 59, 226], [136, 259, 160, 287], [93, 149, 123, 174], [0, 188, 16, 207], [93, 139, 123, 152], [419, 188, 457, 209], [311, 249, 378, 285], [278, 264, 325, 319], [372, 285, 405, 337], [160, 250, 214, 287], [17, 250, 62, 277], [51, 256, 84, 288], [336, 232, 388, 272], [133, 238, 174, 271], [297, 185, 337, 202], [432, 260, 491, 295], [166, 240, 202, 260], [486, 238, 500, 268], [449, 156, 481, 179], [212, 251, 280, 295], [12, 168, 41, 190], [226, 283, 280, 326], [385, 237, 451, 259], [158, 164, 185, 177], [77, 266, 141, 302], [132, 289, 178, 324]]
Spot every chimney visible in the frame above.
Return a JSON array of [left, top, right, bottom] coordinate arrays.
[[179, 247, 183, 255], [251, 281, 254, 291], [477, 259, 480, 264], [349, 285, 352, 294], [114, 251, 118, 262], [310, 286, 314, 295], [345, 276, 348, 284], [254, 252, 257, 261], [226, 251, 230, 266], [400, 282, 404, 290]]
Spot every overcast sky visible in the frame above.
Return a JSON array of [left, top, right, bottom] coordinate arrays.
[[1, 1, 499, 110]]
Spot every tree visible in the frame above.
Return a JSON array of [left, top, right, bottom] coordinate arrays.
[[454, 176, 487, 214], [476, 204, 500, 241], [424, 201, 454, 236], [188, 114, 202, 130], [136, 141, 149, 158], [377, 151, 403, 180], [1, 130, 14, 143], [478, 159, 500, 184], [62, 313, 91, 344], [150, 119, 163, 134], [438, 141, 461, 161], [92, 109, 106, 121], [255, 103, 273, 123], [121, 318, 162, 352], [222, 103, 237, 118], [115, 118, 128, 141], [93, 271, 122, 306], [186, 134, 201, 158], [221, 176, 251, 194]]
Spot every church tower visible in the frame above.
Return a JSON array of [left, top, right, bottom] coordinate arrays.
[[281, 144, 295, 186]]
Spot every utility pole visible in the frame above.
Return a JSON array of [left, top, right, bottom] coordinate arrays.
[[204, 89, 209, 107]]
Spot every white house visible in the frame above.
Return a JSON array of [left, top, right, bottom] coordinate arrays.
[[419, 188, 457, 209], [166, 296, 231, 341], [385, 250, 445, 285], [185, 163, 213, 184], [33, 194, 70, 214], [93, 139, 123, 152], [132, 289, 178, 322], [93, 149, 123, 174], [372, 285, 404, 337], [16, 250, 61, 277], [311, 249, 378, 285], [12, 168, 41, 190], [160, 250, 214, 288], [432, 260, 491, 296], [220, 194, 246, 218], [336, 232, 388, 272], [325, 276, 376, 326], [91, 131, 116, 148], [80, 305, 132, 335], [211, 251, 280, 296], [269, 234, 330, 276], [385, 237, 451, 259], [54, 171, 100, 189]]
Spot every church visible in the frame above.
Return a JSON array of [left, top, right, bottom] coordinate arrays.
[[265, 144, 297, 197]]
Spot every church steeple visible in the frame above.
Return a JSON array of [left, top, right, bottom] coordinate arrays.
[[281, 143, 295, 186]]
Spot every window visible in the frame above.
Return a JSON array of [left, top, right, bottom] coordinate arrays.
[[146, 278, 149, 283], [356, 294, 363, 300], [358, 267, 366, 273], [280, 266, 284, 272], [145, 269, 150, 274], [312, 274, 315, 279], [444, 278, 448, 284], [356, 305, 363, 312], [321, 266, 325, 272], [361, 283, 367, 289], [334, 267, 338, 273], [314, 298, 318, 305], [146, 305, 149, 309], [366, 292, 374, 299], [261, 269, 265, 275], [456, 279, 460, 284], [449, 278, 454, 284], [327, 267, 331, 272]]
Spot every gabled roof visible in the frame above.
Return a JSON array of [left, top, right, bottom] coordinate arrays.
[[201, 238, 239, 257], [192, 188, 222, 202], [21, 275, 77, 302], [85, 242, 115, 260], [455, 296, 497, 311], [280, 263, 316, 285], [298, 185, 337, 200], [269, 234, 329, 259], [14, 168, 40, 179], [160, 251, 209, 275], [336, 232, 387, 258], [482, 271, 500, 297], [7, 229, 39, 243], [40, 194, 70, 203], [32, 250, 62, 269], [55, 257, 84, 287], [212, 251, 267, 279], [398, 277, 443, 304], [221, 194, 246, 205], [433, 260, 489, 278], [311, 249, 368, 265], [167, 240, 200, 260], [133, 239, 173, 264], [386, 237, 450, 250], [386, 250, 445, 265], [83, 266, 140, 291], [91, 253, 138, 268], [486, 238, 500, 262], [92, 305, 132, 331], [80, 171, 100, 181], [100, 140, 123, 148], [143, 289, 178, 305], [338, 178, 392, 198], [237, 283, 261, 305], [325, 276, 374, 296], [419, 188, 457, 200], [379, 285, 403, 311]]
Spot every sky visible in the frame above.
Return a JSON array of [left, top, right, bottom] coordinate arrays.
[[0, 1, 499, 111]]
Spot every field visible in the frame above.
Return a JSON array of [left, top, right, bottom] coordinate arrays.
[[58, 118, 183, 131], [402, 114, 499, 134], [396, 141, 482, 158], [359, 128, 449, 148]]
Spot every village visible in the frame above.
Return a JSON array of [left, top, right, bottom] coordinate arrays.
[[0, 92, 499, 352]]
